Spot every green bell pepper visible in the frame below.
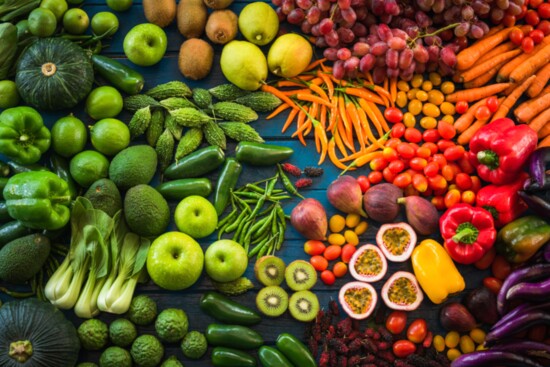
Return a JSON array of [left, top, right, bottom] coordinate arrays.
[[3, 171, 71, 230], [0, 107, 51, 165], [496, 215, 550, 263]]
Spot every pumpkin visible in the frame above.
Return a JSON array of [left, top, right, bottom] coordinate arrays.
[[15, 38, 94, 111], [0, 299, 80, 366]]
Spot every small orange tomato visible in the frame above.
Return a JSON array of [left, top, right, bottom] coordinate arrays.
[[416, 146, 432, 159], [383, 147, 399, 161], [320, 269, 336, 285], [368, 171, 383, 184], [404, 127, 422, 143], [474, 247, 496, 270], [407, 319, 428, 344], [323, 245, 342, 261], [492, 255, 512, 280], [386, 311, 408, 334], [441, 164, 455, 182], [341, 244, 356, 263], [397, 142, 416, 159], [428, 174, 448, 191], [444, 189, 462, 208], [310, 255, 328, 271], [437, 119, 456, 140], [385, 138, 401, 149], [461, 190, 476, 205], [422, 142, 438, 155], [304, 240, 326, 256], [393, 172, 413, 188], [333, 262, 348, 277], [483, 276, 503, 295], [432, 154, 448, 169], [388, 160, 406, 174], [412, 174, 428, 192], [431, 196, 445, 210]]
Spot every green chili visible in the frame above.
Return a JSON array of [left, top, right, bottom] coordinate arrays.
[[277, 164, 305, 199], [225, 210, 248, 233]]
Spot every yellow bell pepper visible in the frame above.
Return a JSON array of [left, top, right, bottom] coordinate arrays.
[[411, 239, 465, 304]]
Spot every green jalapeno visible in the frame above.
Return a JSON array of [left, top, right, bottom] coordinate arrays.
[[276, 332, 317, 367], [206, 324, 263, 350], [277, 164, 304, 199], [214, 158, 242, 216], [0, 220, 33, 249], [235, 142, 293, 166], [211, 347, 257, 367], [199, 291, 261, 325], [91, 54, 145, 95], [49, 154, 79, 199], [258, 346, 293, 367], [164, 145, 225, 179], [156, 178, 212, 201]]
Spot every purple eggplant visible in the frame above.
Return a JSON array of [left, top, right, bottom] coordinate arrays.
[[491, 340, 550, 360], [545, 241, 550, 263], [451, 350, 545, 367], [506, 277, 550, 302], [497, 263, 550, 315], [485, 310, 550, 345], [518, 191, 550, 220], [493, 301, 550, 331], [527, 147, 550, 189]]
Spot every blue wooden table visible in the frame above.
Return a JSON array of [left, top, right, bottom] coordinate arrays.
[[0, 1, 491, 365]]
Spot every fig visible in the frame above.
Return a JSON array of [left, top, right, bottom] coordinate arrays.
[[376, 223, 417, 262], [397, 196, 439, 235], [363, 183, 403, 223], [440, 302, 477, 333], [338, 281, 377, 320], [290, 198, 327, 240], [327, 175, 367, 217], [348, 244, 387, 283], [381, 271, 423, 311], [464, 287, 499, 325]]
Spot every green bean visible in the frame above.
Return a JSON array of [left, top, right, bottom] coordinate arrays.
[[248, 236, 270, 257], [234, 191, 264, 199], [252, 228, 270, 243], [225, 210, 248, 233], [277, 164, 305, 199], [217, 208, 238, 229], [0, 287, 34, 298]]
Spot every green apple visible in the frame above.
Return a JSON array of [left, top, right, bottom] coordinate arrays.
[[147, 232, 204, 290], [204, 239, 248, 282], [123, 23, 167, 66], [174, 195, 218, 239], [62, 8, 89, 35]]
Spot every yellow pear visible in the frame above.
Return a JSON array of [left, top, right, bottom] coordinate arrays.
[[220, 40, 267, 91], [238, 2, 279, 46], [267, 34, 312, 78]]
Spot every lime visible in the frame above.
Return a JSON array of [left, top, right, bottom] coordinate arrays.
[[70, 150, 110, 188], [85, 86, 123, 120], [40, 0, 68, 21], [51, 114, 87, 158], [91, 12, 119, 37], [62, 8, 89, 35], [15, 20, 32, 42], [0, 81, 20, 109], [28, 8, 57, 37], [106, 0, 133, 12], [90, 118, 130, 156]]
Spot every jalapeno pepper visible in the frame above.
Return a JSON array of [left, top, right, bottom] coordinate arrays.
[[49, 153, 79, 199], [0, 201, 10, 222], [214, 158, 242, 216], [205, 324, 263, 350], [156, 178, 212, 201], [199, 291, 261, 326], [0, 220, 32, 248], [164, 145, 225, 179], [258, 346, 293, 367], [275, 332, 317, 367], [235, 142, 293, 166], [7, 161, 49, 174], [91, 54, 144, 95], [211, 347, 257, 367]]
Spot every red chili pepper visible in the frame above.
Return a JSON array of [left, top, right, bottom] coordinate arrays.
[[439, 203, 497, 264], [468, 118, 538, 185]]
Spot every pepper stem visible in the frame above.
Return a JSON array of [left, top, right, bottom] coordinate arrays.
[[477, 150, 500, 170], [452, 222, 479, 244], [9, 340, 33, 363]]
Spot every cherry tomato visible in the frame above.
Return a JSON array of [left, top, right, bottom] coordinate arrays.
[[455, 173, 473, 190], [407, 319, 428, 344], [483, 277, 503, 295], [356, 175, 370, 193], [431, 196, 445, 210], [393, 340, 417, 358], [422, 142, 438, 155], [416, 146, 432, 159], [475, 105, 491, 121], [385, 138, 401, 149], [341, 244, 356, 263], [437, 120, 456, 140], [422, 129, 441, 143], [383, 167, 397, 183], [385, 107, 404, 124], [522, 36, 535, 53], [502, 13, 516, 27], [458, 156, 475, 174], [412, 173, 428, 192], [397, 142, 416, 159], [410, 157, 428, 171], [320, 270, 336, 285], [388, 159, 406, 174], [404, 127, 422, 143], [437, 139, 455, 152], [474, 247, 497, 270], [383, 147, 399, 161], [368, 171, 383, 184], [391, 123, 406, 139], [424, 161, 439, 177], [455, 100, 469, 114], [428, 174, 447, 191], [537, 20, 550, 35], [444, 189, 462, 208], [539, 3, 550, 18], [370, 157, 388, 171], [444, 145, 466, 161], [386, 311, 408, 335], [332, 262, 348, 278], [310, 255, 328, 271], [470, 176, 482, 192], [323, 245, 342, 261], [486, 96, 499, 113], [530, 29, 545, 44], [393, 172, 412, 188], [526, 9, 540, 25], [461, 190, 476, 205], [509, 27, 525, 45], [304, 240, 326, 256], [441, 164, 455, 182], [492, 255, 512, 280], [530, 0, 543, 8]]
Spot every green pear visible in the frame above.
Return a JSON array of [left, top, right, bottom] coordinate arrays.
[[267, 34, 313, 78], [238, 2, 279, 46], [220, 40, 267, 91]]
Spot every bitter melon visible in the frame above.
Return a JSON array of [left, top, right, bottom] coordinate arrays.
[[211, 102, 258, 123], [175, 128, 203, 160], [234, 92, 282, 112], [146, 81, 192, 100], [208, 83, 250, 101], [203, 120, 227, 150], [170, 107, 211, 127], [219, 122, 264, 143]]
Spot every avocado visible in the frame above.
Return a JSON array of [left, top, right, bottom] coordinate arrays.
[[0, 234, 50, 283], [109, 145, 158, 191], [124, 184, 170, 237], [84, 178, 122, 217]]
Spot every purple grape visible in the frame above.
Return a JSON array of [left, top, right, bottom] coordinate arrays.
[[371, 41, 389, 56], [311, 23, 322, 36], [413, 44, 429, 63], [276, 7, 286, 21], [384, 0, 400, 15], [333, 60, 345, 79], [400, 72, 413, 82], [471, 0, 491, 14], [351, 0, 366, 6], [405, 25, 420, 38], [352, 42, 370, 56], [316, 36, 328, 48], [371, 0, 385, 15], [344, 56, 360, 72], [387, 68, 400, 78], [318, 0, 331, 11], [461, 4, 475, 20], [338, 0, 351, 9], [352, 22, 367, 37], [432, 0, 446, 13], [454, 22, 470, 37], [377, 23, 392, 41], [388, 36, 406, 50], [427, 45, 440, 62], [372, 67, 387, 84], [507, 1, 522, 15], [399, 47, 413, 69], [359, 53, 376, 72], [301, 20, 313, 33], [379, 13, 392, 24], [296, 0, 313, 9], [469, 22, 486, 38], [306, 6, 321, 24], [365, 34, 380, 45], [386, 49, 399, 69], [415, 11, 432, 27], [337, 27, 355, 43], [415, 62, 426, 74], [391, 28, 408, 40], [272, 0, 283, 6], [319, 18, 334, 35], [424, 35, 442, 46], [440, 46, 457, 67], [355, 7, 368, 21], [402, 59, 416, 75], [443, 6, 461, 22], [325, 29, 340, 47], [341, 8, 357, 23], [438, 60, 453, 76], [337, 47, 352, 60], [495, 0, 509, 9], [281, 0, 295, 14], [287, 8, 306, 24], [375, 55, 386, 67]]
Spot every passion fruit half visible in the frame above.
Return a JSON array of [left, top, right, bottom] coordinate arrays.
[[348, 244, 387, 283], [338, 281, 377, 320], [381, 271, 423, 311], [376, 223, 417, 262]]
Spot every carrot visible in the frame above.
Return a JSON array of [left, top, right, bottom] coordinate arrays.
[[463, 61, 506, 89], [445, 83, 512, 103], [304, 58, 327, 72], [261, 84, 299, 110], [476, 41, 517, 64], [528, 107, 550, 132], [266, 103, 290, 120], [453, 97, 489, 133], [328, 138, 351, 170], [510, 44, 550, 83], [277, 80, 305, 88], [528, 63, 550, 98], [484, 24, 505, 37], [295, 93, 333, 108], [457, 119, 488, 145], [344, 87, 385, 105], [538, 121, 550, 139], [458, 49, 522, 83], [491, 75, 536, 122], [538, 134, 550, 148], [281, 107, 299, 133], [514, 85, 550, 123], [497, 35, 550, 82], [456, 27, 513, 71]]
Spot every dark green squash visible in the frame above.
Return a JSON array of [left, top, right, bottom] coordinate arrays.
[[0, 299, 80, 366], [15, 38, 94, 111]]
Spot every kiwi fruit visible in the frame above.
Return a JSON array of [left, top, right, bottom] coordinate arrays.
[[255, 286, 288, 317], [254, 256, 285, 286], [143, 0, 176, 28], [178, 39, 214, 80], [284, 260, 317, 291], [177, 0, 207, 38], [205, 9, 237, 45], [203, 0, 233, 10], [288, 290, 319, 322]]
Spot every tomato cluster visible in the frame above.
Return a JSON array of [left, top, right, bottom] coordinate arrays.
[[509, 1, 550, 52], [385, 312, 431, 359]]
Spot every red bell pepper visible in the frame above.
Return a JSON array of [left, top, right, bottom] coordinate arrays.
[[440, 203, 497, 265], [468, 118, 537, 185], [475, 172, 529, 228]]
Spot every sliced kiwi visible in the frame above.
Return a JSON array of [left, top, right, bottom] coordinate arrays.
[[254, 256, 286, 286], [284, 260, 317, 291], [255, 286, 288, 317], [288, 290, 319, 322]]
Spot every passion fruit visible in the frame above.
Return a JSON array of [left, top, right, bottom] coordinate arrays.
[[338, 281, 377, 320], [381, 271, 423, 311], [348, 244, 387, 283], [376, 223, 417, 262]]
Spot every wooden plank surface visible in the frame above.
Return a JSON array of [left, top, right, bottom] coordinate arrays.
[[0, 1, 491, 365]]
